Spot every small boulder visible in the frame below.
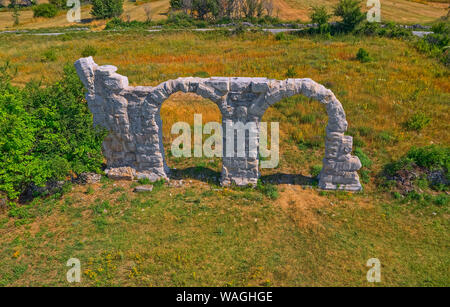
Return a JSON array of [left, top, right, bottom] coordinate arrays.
[[134, 185, 153, 193], [105, 167, 135, 181], [78, 172, 101, 184]]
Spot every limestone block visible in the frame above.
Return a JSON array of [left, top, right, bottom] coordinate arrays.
[[105, 167, 135, 181]]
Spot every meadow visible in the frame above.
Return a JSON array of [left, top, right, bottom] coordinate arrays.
[[0, 30, 448, 286], [277, 0, 449, 23], [0, 0, 448, 31]]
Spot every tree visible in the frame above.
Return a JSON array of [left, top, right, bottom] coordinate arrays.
[[49, 0, 66, 9], [91, 0, 123, 19], [333, 0, 365, 32], [33, 3, 58, 18], [12, 4, 20, 26], [310, 5, 330, 33], [170, 0, 183, 10], [192, 0, 219, 20]]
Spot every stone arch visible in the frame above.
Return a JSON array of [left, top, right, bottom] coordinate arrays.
[[75, 57, 362, 191]]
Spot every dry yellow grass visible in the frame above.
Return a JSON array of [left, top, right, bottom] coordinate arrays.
[[0, 0, 170, 30], [275, 0, 449, 23], [0, 31, 448, 287], [0, 0, 448, 30]]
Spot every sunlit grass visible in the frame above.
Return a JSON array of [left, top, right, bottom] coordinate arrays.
[[0, 31, 448, 286]]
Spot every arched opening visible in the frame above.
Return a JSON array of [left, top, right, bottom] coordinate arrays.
[[260, 94, 327, 184], [159, 92, 222, 183]]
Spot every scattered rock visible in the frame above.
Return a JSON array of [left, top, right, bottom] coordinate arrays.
[[134, 185, 153, 193], [105, 167, 135, 181], [78, 172, 101, 184]]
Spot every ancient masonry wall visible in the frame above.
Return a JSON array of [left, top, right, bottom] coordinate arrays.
[[75, 57, 362, 191]]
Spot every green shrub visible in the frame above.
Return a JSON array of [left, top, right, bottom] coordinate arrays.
[[41, 49, 57, 62], [406, 145, 449, 171], [285, 66, 296, 78], [404, 112, 431, 131], [0, 64, 106, 199], [165, 11, 196, 28], [81, 45, 97, 57], [310, 165, 322, 178], [310, 5, 330, 33], [275, 32, 294, 41], [333, 0, 365, 33], [257, 181, 279, 200], [354, 148, 372, 168], [49, 0, 66, 9], [383, 145, 449, 189], [104, 17, 152, 30], [169, 0, 183, 10], [431, 22, 449, 35], [433, 194, 448, 206], [33, 3, 58, 18], [356, 48, 372, 63], [359, 169, 370, 184], [91, 0, 123, 19]]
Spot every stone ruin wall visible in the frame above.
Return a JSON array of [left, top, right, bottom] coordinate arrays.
[[75, 56, 362, 191]]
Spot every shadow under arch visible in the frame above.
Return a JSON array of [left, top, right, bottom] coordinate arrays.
[[75, 57, 362, 191]]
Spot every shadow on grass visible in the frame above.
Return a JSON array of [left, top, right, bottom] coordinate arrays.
[[168, 166, 221, 184], [260, 173, 317, 186], [80, 18, 95, 24], [168, 166, 317, 186]]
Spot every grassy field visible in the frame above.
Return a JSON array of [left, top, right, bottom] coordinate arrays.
[[276, 0, 449, 23], [0, 0, 448, 31], [0, 0, 170, 30], [0, 31, 448, 286]]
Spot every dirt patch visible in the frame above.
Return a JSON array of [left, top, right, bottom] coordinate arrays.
[[275, 185, 330, 228]]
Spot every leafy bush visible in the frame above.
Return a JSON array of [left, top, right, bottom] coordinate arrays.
[[431, 22, 449, 35], [81, 45, 98, 57], [33, 3, 58, 18], [169, 0, 183, 10], [333, 0, 365, 33], [354, 147, 372, 168], [104, 17, 154, 29], [41, 49, 57, 62], [356, 48, 372, 62], [275, 32, 294, 41], [91, 0, 123, 19], [406, 146, 449, 171], [257, 181, 279, 200], [404, 112, 431, 131], [310, 165, 322, 178], [165, 11, 197, 28], [285, 66, 296, 78], [310, 5, 330, 33], [49, 0, 66, 9], [414, 23, 449, 65], [0, 64, 106, 199], [383, 145, 449, 179]]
